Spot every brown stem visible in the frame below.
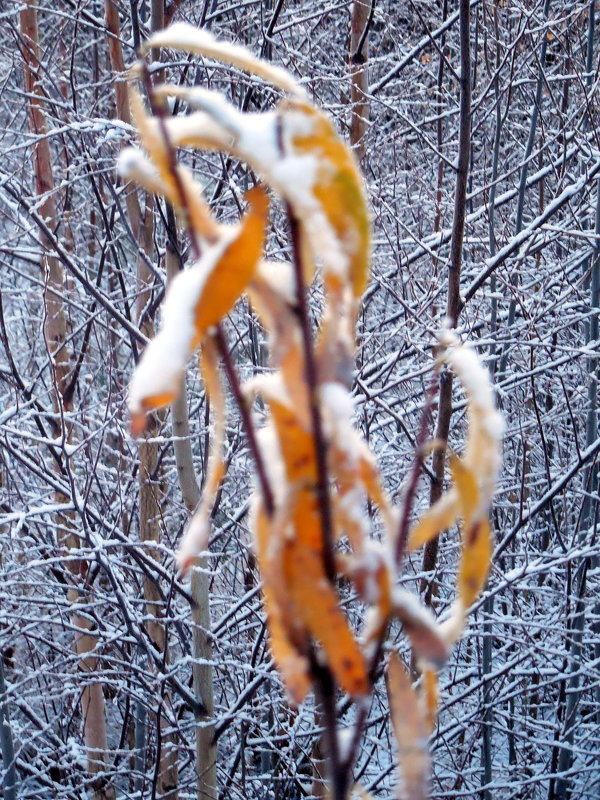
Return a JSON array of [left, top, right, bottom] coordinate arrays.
[[395, 374, 438, 567], [214, 325, 275, 516], [421, 0, 471, 606], [287, 209, 336, 583]]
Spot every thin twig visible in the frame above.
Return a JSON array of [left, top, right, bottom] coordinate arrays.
[[286, 209, 336, 583], [395, 374, 438, 566]]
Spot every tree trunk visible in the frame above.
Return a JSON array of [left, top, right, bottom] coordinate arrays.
[[20, 5, 114, 797], [349, 0, 371, 164], [166, 232, 217, 799]]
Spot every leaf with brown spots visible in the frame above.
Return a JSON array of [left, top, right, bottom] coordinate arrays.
[[251, 500, 310, 704], [285, 531, 368, 698]]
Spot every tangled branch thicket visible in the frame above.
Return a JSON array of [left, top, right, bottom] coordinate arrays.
[[1, 2, 599, 799]]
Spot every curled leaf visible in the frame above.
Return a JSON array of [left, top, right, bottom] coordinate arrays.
[[285, 533, 369, 698], [392, 589, 448, 669], [150, 86, 370, 297], [128, 187, 268, 427], [408, 334, 503, 551], [144, 23, 307, 99], [127, 87, 219, 244], [251, 498, 310, 704]]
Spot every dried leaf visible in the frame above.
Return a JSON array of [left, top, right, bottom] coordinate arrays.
[[247, 265, 310, 421], [193, 186, 268, 338], [285, 529, 369, 697], [128, 188, 268, 425], [452, 456, 493, 607], [407, 490, 460, 551], [251, 499, 310, 704], [153, 88, 370, 297], [144, 23, 307, 98], [387, 653, 429, 800], [291, 102, 371, 298], [408, 335, 503, 551], [459, 517, 492, 608], [392, 589, 448, 669], [421, 668, 439, 734]]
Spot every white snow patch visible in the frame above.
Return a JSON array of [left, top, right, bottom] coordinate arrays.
[[128, 232, 233, 416], [146, 23, 307, 98]]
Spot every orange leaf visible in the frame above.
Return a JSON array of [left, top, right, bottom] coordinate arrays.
[[252, 500, 310, 704], [128, 188, 268, 425], [285, 533, 368, 697], [421, 668, 439, 734], [193, 186, 269, 340], [269, 399, 317, 486]]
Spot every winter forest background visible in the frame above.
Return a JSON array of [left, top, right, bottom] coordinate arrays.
[[1, 0, 599, 798]]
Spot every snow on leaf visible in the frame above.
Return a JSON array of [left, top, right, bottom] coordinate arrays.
[[408, 334, 503, 551], [387, 653, 430, 800], [127, 87, 219, 244], [392, 589, 448, 669], [290, 102, 371, 298], [128, 187, 268, 429], [144, 22, 307, 99], [151, 86, 370, 298]]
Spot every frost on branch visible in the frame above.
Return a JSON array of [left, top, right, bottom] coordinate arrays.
[[122, 24, 503, 799]]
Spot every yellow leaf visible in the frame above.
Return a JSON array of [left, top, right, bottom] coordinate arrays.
[[291, 103, 371, 298], [130, 391, 176, 436], [450, 454, 478, 527], [387, 653, 429, 800], [357, 440, 396, 536], [269, 400, 317, 486], [408, 490, 460, 551], [458, 516, 492, 608], [127, 88, 220, 243], [451, 456, 492, 607]]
